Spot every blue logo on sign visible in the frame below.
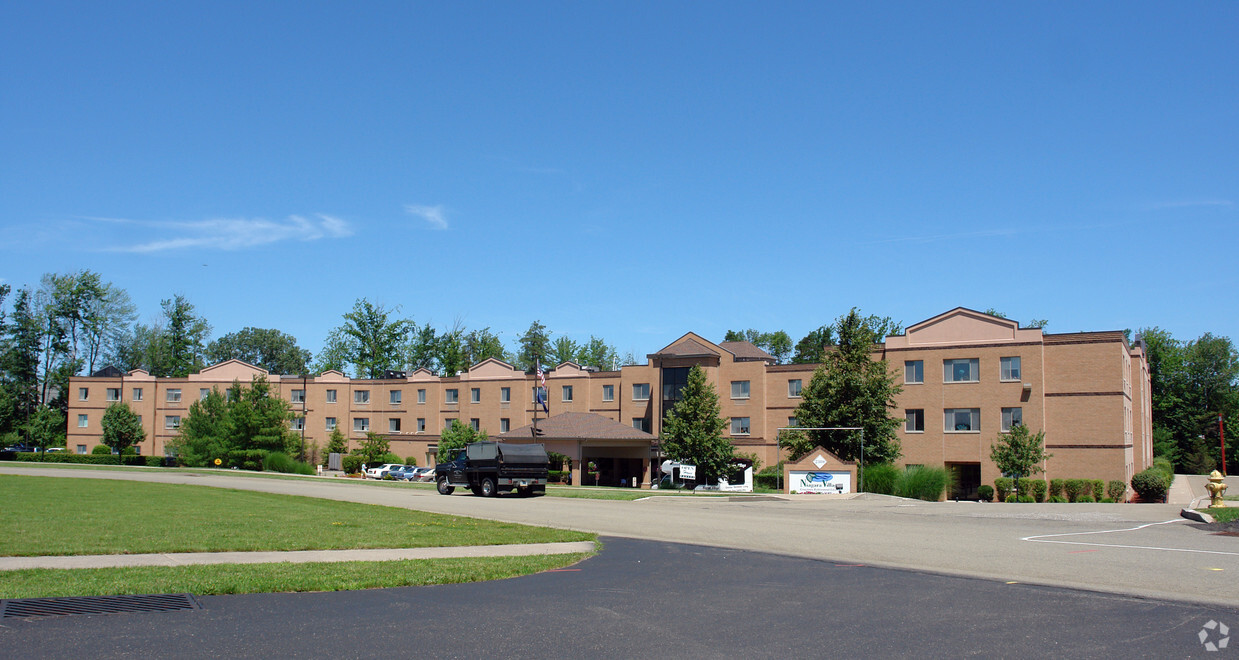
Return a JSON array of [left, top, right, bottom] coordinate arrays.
[[805, 472, 834, 484]]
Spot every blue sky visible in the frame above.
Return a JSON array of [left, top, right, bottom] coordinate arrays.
[[1, 2, 1235, 361]]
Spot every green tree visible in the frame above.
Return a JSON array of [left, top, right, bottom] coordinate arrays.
[[100, 403, 145, 465], [550, 336, 580, 366], [3, 289, 43, 436], [227, 376, 298, 455], [206, 327, 312, 374], [157, 295, 211, 377], [169, 387, 231, 467], [317, 299, 413, 379], [325, 426, 349, 456], [990, 423, 1052, 484], [721, 329, 793, 364], [462, 327, 508, 366], [517, 321, 551, 372], [437, 419, 488, 459], [577, 336, 619, 371], [401, 323, 439, 372], [357, 431, 391, 465], [792, 325, 834, 364], [660, 365, 734, 482], [23, 404, 65, 457], [789, 309, 903, 464]]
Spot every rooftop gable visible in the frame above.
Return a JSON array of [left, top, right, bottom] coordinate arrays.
[[189, 359, 269, 382], [465, 358, 524, 380], [649, 332, 722, 360], [890, 307, 1041, 348]]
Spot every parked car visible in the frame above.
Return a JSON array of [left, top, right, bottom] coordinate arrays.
[[388, 465, 418, 480], [410, 466, 436, 482], [364, 463, 402, 480]]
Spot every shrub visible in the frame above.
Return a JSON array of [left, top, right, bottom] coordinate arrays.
[[1090, 480, 1105, 501], [754, 468, 780, 490], [1131, 468, 1169, 502], [894, 465, 951, 502], [1153, 457, 1175, 486], [1048, 495, 1067, 503], [994, 477, 1015, 501], [13, 453, 154, 466], [341, 454, 365, 475], [405, 456, 419, 466], [1031, 480, 1047, 502], [1077, 494, 1096, 503], [1005, 494, 1018, 503], [977, 484, 994, 502], [91, 444, 112, 455], [380, 452, 403, 465], [862, 463, 900, 495], [262, 452, 314, 475], [1049, 479, 1064, 498], [1063, 479, 1085, 502], [1017, 494, 1035, 503], [226, 449, 267, 471], [1106, 480, 1127, 502], [1099, 497, 1115, 503]]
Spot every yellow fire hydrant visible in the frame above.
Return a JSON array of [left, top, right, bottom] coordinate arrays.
[[1205, 470, 1228, 509]]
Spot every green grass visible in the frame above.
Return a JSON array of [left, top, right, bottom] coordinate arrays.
[[0, 554, 591, 599], [1203, 507, 1239, 523], [0, 475, 591, 556]]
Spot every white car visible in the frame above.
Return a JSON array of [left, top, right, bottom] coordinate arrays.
[[364, 463, 402, 480]]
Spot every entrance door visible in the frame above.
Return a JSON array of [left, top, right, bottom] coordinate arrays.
[[948, 462, 981, 500]]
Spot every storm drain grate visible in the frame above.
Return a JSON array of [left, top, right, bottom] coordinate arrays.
[[0, 593, 201, 619]]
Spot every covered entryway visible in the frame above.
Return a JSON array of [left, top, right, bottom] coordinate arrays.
[[499, 412, 658, 487], [948, 462, 981, 500]]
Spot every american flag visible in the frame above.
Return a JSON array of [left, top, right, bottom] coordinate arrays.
[[535, 359, 548, 413]]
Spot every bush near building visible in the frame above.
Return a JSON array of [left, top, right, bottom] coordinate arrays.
[[861, 463, 900, 495], [977, 484, 994, 501], [1131, 467, 1170, 502], [1106, 480, 1127, 502]]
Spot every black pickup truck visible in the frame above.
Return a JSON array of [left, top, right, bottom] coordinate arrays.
[[435, 441, 549, 497]]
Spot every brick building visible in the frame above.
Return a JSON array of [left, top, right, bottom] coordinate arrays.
[[65, 308, 1152, 495]]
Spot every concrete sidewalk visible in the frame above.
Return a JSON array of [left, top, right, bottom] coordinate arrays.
[[0, 541, 596, 571], [1167, 473, 1238, 507]]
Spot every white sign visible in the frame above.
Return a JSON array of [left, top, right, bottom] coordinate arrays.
[[679, 464, 696, 480], [812, 454, 827, 469], [788, 470, 851, 494]]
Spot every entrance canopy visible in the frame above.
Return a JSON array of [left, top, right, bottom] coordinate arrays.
[[498, 412, 656, 487]]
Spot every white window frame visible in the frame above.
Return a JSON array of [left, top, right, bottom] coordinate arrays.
[[632, 418, 649, 432], [471, 388, 481, 404], [562, 385, 574, 402], [1000, 357, 1022, 382], [166, 388, 181, 403], [353, 418, 370, 432], [291, 417, 305, 431], [389, 418, 401, 433], [325, 389, 337, 403], [944, 359, 980, 383], [199, 388, 210, 401], [390, 389, 402, 405], [730, 417, 751, 435], [325, 417, 337, 431], [77, 414, 89, 428], [417, 389, 426, 404], [470, 418, 480, 431], [106, 388, 121, 402], [78, 387, 89, 401], [417, 418, 426, 433], [905, 360, 924, 384], [633, 383, 650, 401], [132, 387, 143, 401], [445, 389, 459, 404], [1001, 407, 1023, 432], [354, 390, 370, 404], [165, 415, 181, 430], [944, 408, 980, 433], [730, 381, 750, 400], [905, 409, 924, 433], [788, 380, 802, 398], [290, 389, 305, 404], [500, 387, 511, 403], [500, 418, 510, 433], [602, 384, 614, 402]]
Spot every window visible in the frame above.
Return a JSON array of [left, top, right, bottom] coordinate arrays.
[[471, 388, 480, 404], [78, 387, 89, 401], [166, 389, 181, 403], [76, 445, 87, 454], [470, 418, 480, 431], [500, 387, 510, 403], [200, 388, 210, 401], [417, 389, 426, 404], [1001, 407, 1023, 431], [633, 383, 650, 401], [730, 417, 751, 435], [136, 415, 142, 426], [77, 414, 88, 428], [106, 388, 121, 402], [445, 418, 457, 429], [390, 389, 402, 404], [945, 408, 980, 432], [325, 417, 337, 431], [788, 379, 802, 397], [632, 418, 649, 432], [353, 418, 370, 432], [354, 390, 370, 404], [905, 409, 925, 433], [389, 418, 401, 433], [905, 360, 924, 384], [132, 387, 143, 401], [944, 359, 979, 383], [1000, 357, 1022, 382], [290, 389, 305, 404], [602, 384, 614, 402], [165, 415, 181, 430], [445, 389, 459, 404], [417, 418, 426, 433], [562, 385, 574, 402], [731, 381, 750, 399], [326, 389, 337, 403], [291, 417, 305, 431], [532, 386, 546, 403], [500, 418, 510, 433], [788, 416, 797, 427]]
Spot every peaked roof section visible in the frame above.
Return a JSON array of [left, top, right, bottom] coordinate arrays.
[[889, 307, 1039, 349], [719, 340, 775, 363], [498, 412, 657, 442], [649, 332, 721, 360], [189, 359, 269, 381]]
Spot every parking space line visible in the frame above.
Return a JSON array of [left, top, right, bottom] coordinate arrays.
[[1022, 519, 1239, 557]]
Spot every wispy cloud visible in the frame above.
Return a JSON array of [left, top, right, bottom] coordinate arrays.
[[1146, 199, 1233, 210], [405, 204, 449, 230], [92, 214, 354, 253]]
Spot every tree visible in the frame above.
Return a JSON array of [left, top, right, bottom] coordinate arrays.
[[169, 387, 231, 467], [325, 426, 349, 456], [792, 325, 834, 364], [462, 327, 508, 367], [317, 299, 413, 379], [100, 403, 145, 465], [437, 419, 488, 459], [660, 365, 734, 482], [550, 336, 579, 366], [577, 336, 619, 371], [721, 329, 793, 364], [356, 431, 391, 465], [989, 423, 1051, 483], [226, 376, 298, 455], [517, 321, 551, 371], [23, 404, 65, 457], [789, 309, 903, 464], [3, 289, 43, 436], [206, 327, 312, 374], [401, 323, 439, 372]]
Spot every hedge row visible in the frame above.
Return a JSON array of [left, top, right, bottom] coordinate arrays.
[[5, 452, 165, 467], [982, 477, 1129, 503]]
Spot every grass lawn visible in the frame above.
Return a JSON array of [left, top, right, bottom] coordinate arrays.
[[0, 555, 591, 599], [1203, 507, 1239, 523], [0, 475, 590, 556]]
